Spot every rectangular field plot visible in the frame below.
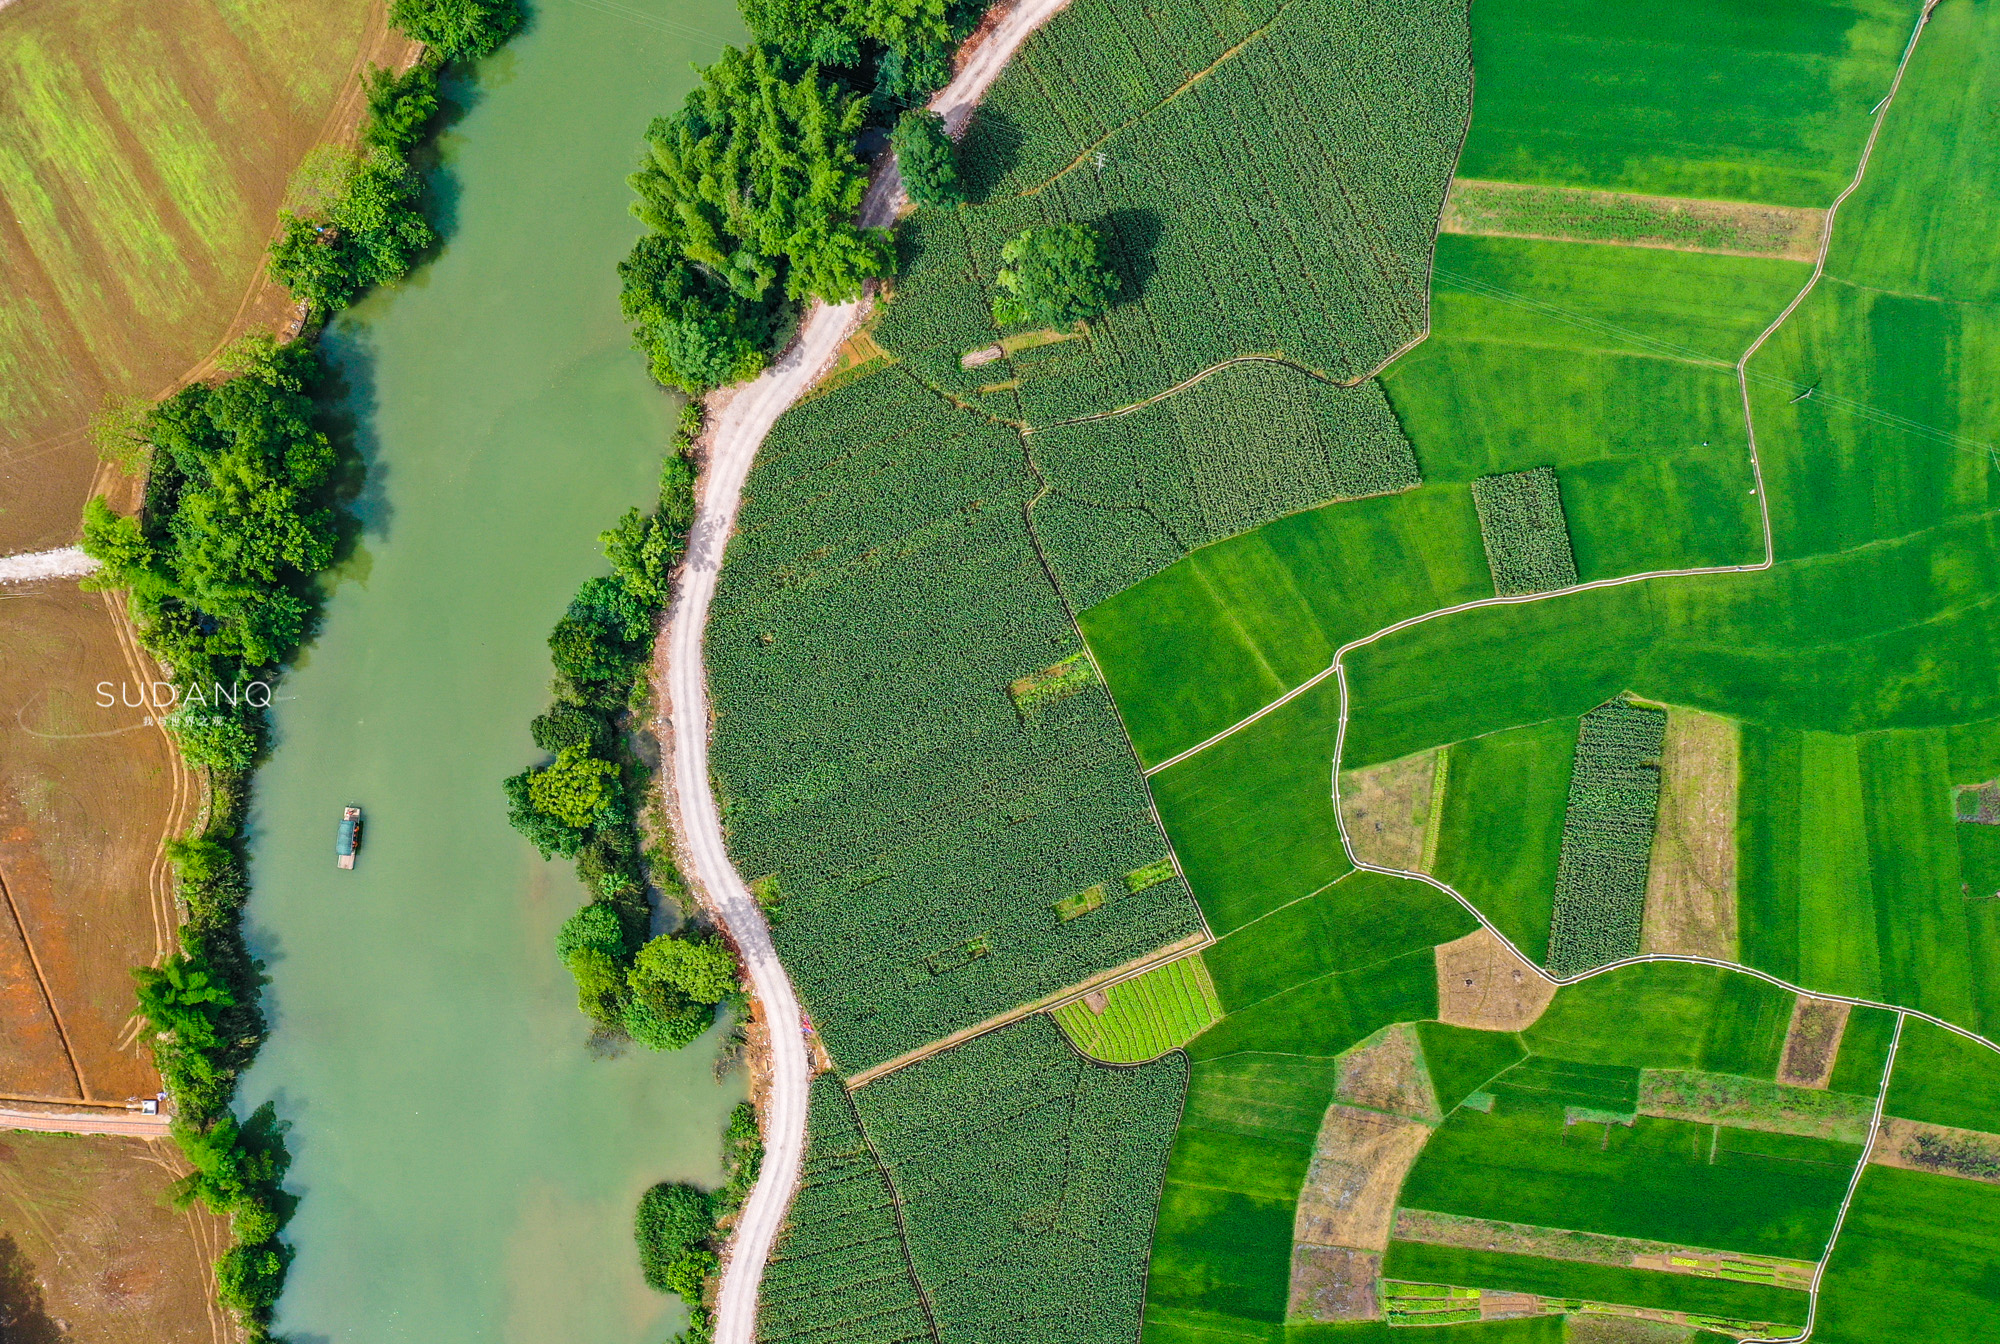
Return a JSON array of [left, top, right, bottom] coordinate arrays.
[[1525, 963, 1795, 1077], [1455, 0, 1924, 205], [1397, 1093, 1860, 1258], [1144, 1055, 1340, 1339], [1814, 1166, 2000, 1343], [1884, 1017, 2000, 1134], [1472, 468, 1579, 596], [1053, 953, 1222, 1063], [1382, 1242, 1810, 1326], [853, 1016, 1187, 1344], [1545, 701, 1667, 975], [1443, 179, 1825, 259], [1430, 717, 1577, 965]]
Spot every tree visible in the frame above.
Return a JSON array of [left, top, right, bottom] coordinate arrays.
[[388, 0, 522, 58], [530, 701, 608, 755], [556, 901, 629, 962], [623, 986, 713, 1050], [635, 1182, 716, 1298], [165, 708, 257, 772], [893, 108, 962, 207], [134, 954, 235, 1051], [79, 497, 161, 595], [632, 934, 737, 1004], [566, 947, 628, 1029], [600, 505, 681, 607], [361, 62, 441, 155], [628, 45, 893, 307], [503, 770, 588, 858], [618, 236, 771, 395], [526, 747, 620, 829], [269, 149, 434, 313], [991, 222, 1120, 327], [738, 0, 946, 62]]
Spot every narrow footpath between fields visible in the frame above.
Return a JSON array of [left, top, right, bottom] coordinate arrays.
[[655, 3, 1074, 1340]]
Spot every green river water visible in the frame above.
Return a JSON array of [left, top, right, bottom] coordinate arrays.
[[237, 1, 745, 1338]]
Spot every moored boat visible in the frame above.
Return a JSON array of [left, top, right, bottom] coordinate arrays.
[[336, 805, 362, 869]]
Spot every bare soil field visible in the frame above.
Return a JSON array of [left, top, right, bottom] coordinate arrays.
[[0, 0, 410, 553], [0, 1131, 228, 1344], [1640, 709, 1739, 960], [1870, 1116, 2000, 1185], [1294, 1104, 1432, 1253], [1289, 1244, 1381, 1322], [1777, 995, 1850, 1089], [1435, 927, 1555, 1032], [0, 581, 190, 1104], [1338, 750, 1438, 872], [1337, 1023, 1442, 1122]]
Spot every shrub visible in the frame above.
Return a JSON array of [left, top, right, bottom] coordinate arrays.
[[894, 108, 962, 207], [635, 1182, 716, 1298], [991, 223, 1118, 327]]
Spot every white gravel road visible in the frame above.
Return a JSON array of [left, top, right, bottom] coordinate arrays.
[[657, 1, 1072, 1339], [0, 546, 97, 585]]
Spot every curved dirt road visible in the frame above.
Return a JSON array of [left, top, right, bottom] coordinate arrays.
[[657, 3, 1070, 1341]]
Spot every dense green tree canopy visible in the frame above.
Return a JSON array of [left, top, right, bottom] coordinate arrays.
[[633, 934, 738, 1004], [629, 44, 893, 306], [269, 150, 435, 313], [893, 107, 962, 207], [388, 0, 521, 58], [991, 222, 1120, 327], [527, 746, 621, 829]]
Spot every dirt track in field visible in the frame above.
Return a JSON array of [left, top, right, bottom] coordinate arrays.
[[0, 1130, 230, 1344]]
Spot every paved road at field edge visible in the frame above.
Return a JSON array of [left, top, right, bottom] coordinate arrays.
[[658, 3, 1070, 1341], [0, 1106, 170, 1137]]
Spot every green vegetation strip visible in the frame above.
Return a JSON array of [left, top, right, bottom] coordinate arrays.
[[1470, 466, 1578, 596], [1053, 953, 1223, 1062], [1442, 179, 1822, 258], [1545, 701, 1666, 975], [1383, 1243, 1808, 1325]]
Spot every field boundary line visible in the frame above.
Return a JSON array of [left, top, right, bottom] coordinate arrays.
[[0, 866, 86, 1099], [845, 929, 1212, 1088], [1764, 1011, 1905, 1343], [836, 1084, 944, 1344]]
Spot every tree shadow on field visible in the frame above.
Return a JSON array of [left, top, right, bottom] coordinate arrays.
[[958, 104, 1025, 204], [0, 1233, 67, 1344], [1102, 206, 1162, 305]]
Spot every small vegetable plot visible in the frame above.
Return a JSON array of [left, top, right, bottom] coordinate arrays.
[[1471, 467, 1580, 595], [1546, 701, 1667, 975]]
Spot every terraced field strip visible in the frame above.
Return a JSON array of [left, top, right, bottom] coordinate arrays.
[[1443, 178, 1826, 261]]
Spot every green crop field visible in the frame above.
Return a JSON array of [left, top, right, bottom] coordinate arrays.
[[1053, 954, 1223, 1063], [1082, 485, 1491, 767], [1525, 963, 1795, 1076], [875, 0, 1471, 425], [1382, 1242, 1810, 1325], [709, 368, 1203, 1072], [1470, 468, 1580, 596], [1546, 702, 1667, 973], [760, 1079, 934, 1344], [1144, 1054, 1339, 1340], [1815, 1166, 2000, 1343], [1430, 717, 1577, 963], [1885, 1018, 2000, 1133], [849, 1015, 1187, 1342], [1398, 1092, 1859, 1258], [1419, 1023, 1530, 1112], [1456, 0, 1923, 204], [1030, 364, 1422, 610], [1828, 1005, 1901, 1095]]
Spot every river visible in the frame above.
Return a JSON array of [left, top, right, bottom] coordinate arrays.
[[236, 0, 746, 1338]]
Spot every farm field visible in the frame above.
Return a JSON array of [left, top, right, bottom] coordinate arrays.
[[1382, 1241, 1809, 1326], [0, 582, 187, 1105], [1456, 0, 1924, 204], [0, 0, 396, 552], [1813, 1166, 2000, 1343], [707, 367, 1202, 1073], [1429, 717, 1576, 963], [0, 1131, 228, 1344], [1053, 953, 1222, 1063], [1545, 702, 1667, 975]]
